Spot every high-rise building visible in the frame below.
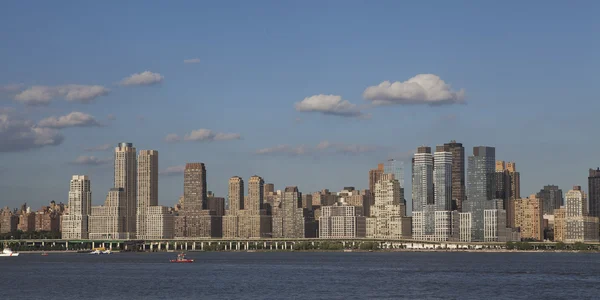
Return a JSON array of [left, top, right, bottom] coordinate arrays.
[[494, 161, 513, 227], [174, 163, 221, 238], [0, 207, 18, 234], [434, 148, 453, 212], [89, 188, 127, 239], [135, 150, 173, 239], [319, 202, 366, 238], [183, 163, 207, 210], [412, 146, 433, 211], [537, 185, 563, 215], [114, 142, 137, 237], [561, 186, 599, 242], [588, 168, 600, 218], [514, 195, 544, 241], [62, 175, 92, 239], [465, 146, 496, 241], [443, 141, 465, 211], [264, 183, 275, 195], [136, 150, 158, 239], [272, 186, 305, 238], [368, 164, 385, 196], [247, 175, 264, 211], [228, 176, 244, 212], [367, 174, 411, 239], [506, 162, 520, 201], [17, 207, 35, 232]]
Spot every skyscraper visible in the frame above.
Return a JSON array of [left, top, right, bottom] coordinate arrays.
[[89, 188, 127, 239], [272, 186, 305, 238], [434, 147, 453, 212], [174, 163, 221, 238], [588, 168, 600, 218], [114, 143, 137, 237], [228, 176, 244, 212], [366, 174, 411, 239], [136, 150, 158, 238], [368, 163, 385, 195], [183, 163, 207, 210], [537, 185, 563, 215], [494, 161, 513, 227], [62, 175, 91, 239], [514, 195, 543, 241], [444, 141, 465, 211], [412, 146, 433, 211], [466, 146, 496, 241], [506, 162, 520, 201], [247, 175, 264, 211]]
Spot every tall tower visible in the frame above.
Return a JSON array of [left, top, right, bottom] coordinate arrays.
[[537, 185, 563, 215], [434, 147, 453, 211], [228, 176, 244, 212], [63, 175, 91, 239], [506, 162, 520, 200], [588, 168, 600, 218], [494, 161, 512, 226], [137, 150, 158, 238], [412, 146, 433, 212], [183, 163, 207, 211], [368, 163, 385, 194], [566, 186, 587, 217], [444, 140, 465, 211], [247, 175, 264, 211], [466, 146, 496, 241], [114, 142, 137, 237]]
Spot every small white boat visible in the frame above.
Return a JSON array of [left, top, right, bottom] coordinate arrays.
[[0, 248, 19, 257], [89, 250, 102, 255], [102, 250, 112, 254]]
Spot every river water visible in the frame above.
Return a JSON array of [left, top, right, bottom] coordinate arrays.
[[1, 251, 598, 299]]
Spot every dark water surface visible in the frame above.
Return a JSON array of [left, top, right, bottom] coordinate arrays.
[[1, 251, 599, 299]]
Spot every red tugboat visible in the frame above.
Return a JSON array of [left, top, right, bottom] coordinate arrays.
[[170, 252, 194, 263]]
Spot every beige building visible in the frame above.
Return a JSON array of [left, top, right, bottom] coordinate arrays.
[[554, 186, 600, 243], [223, 176, 270, 238], [366, 174, 411, 239], [18, 208, 35, 232], [553, 208, 566, 242], [89, 188, 127, 239], [114, 143, 137, 237], [0, 207, 18, 234], [62, 175, 91, 239], [272, 186, 305, 238], [514, 194, 544, 241], [136, 150, 172, 239]]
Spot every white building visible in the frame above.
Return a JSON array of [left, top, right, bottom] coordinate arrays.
[[62, 175, 91, 239], [563, 186, 599, 242]]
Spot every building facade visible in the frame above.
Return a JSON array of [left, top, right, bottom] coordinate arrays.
[[319, 203, 366, 238], [89, 188, 127, 239], [588, 168, 600, 218], [62, 175, 91, 239], [114, 142, 137, 237], [443, 140, 465, 211], [367, 174, 411, 239], [537, 185, 563, 215], [514, 195, 544, 241], [464, 146, 496, 241]]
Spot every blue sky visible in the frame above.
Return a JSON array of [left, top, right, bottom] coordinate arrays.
[[1, 0, 599, 213]]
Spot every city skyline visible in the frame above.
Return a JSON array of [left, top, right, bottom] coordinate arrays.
[[1, 1, 600, 208]]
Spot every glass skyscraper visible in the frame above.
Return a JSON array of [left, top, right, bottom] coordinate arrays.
[[466, 146, 496, 241]]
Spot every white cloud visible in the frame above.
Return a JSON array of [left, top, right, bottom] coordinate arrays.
[[184, 58, 201, 64], [84, 144, 112, 152], [164, 133, 181, 143], [14, 85, 110, 105], [295, 94, 363, 117], [120, 71, 164, 86], [256, 140, 377, 156], [0, 84, 24, 93], [182, 129, 241, 142], [160, 165, 186, 176], [57, 85, 110, 103], [0, 109, 64, 152], [70, 156, 110, 166], [38, 112, 102, 129], [363, 74, 466, 106]]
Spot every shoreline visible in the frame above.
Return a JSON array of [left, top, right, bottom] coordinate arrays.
[[8, 249, 598, 254]]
